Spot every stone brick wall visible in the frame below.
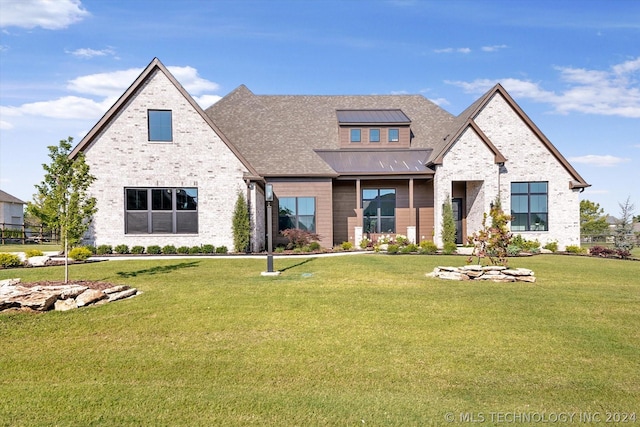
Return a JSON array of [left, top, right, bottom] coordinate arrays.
[[475, 94, 581, 250], [82, 69, 250, 249]]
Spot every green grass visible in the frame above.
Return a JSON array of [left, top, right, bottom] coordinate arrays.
[[1, 254, 639, 426], [0, 243, 60, 253]]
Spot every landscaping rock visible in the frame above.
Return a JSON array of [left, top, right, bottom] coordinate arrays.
[[427, 266, 536, 283], [0, 279, 138, 312], [26, 256, 50, 267]]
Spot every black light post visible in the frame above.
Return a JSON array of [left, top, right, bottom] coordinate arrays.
[[261, 184, 280, 276], [265, 183, 274, 272]]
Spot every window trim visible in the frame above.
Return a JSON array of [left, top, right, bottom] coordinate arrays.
[[125, 187, 198, 234], [369, 128, 380, 143], [350, 128, 361, 143], [388, 128, 399, 142], [362, 188, 396, 234], [278, 197, 316, 232], [510, 181, 548, 232], [148, 109, 173, 142]]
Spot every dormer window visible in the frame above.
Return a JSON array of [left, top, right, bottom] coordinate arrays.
[[350, 129, 361, 143], [369, 129, 380, 142], [388, 129, 399, 142]]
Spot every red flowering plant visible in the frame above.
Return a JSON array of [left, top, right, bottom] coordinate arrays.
[[467, 198, 512, 266]]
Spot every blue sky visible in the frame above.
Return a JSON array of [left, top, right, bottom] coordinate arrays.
[[1, 0, 638, 217]]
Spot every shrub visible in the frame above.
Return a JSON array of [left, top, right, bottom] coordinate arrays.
[[565, 245, 587, 254], [467, 197, 511, 266], [96, 244, 112, 255], [359, 237, 372, 249], [341, 241, 353, 251], [281, 228, 321, 250], [114, 244, 129, 254], [85, 245, 97, 254], [146, 245, 162, 255], [0, 253, 22, 268], [201, 244, 215, 254], [395, 235, 409, 246], [177, 246, 190, 254], [216, 246, 228, 254], [162, 245, 177, 254], [25, 249, 44, 258], [131, 245, 145, 254], [507, 244, 522, 256], [69, 247, 92, 261], [442, 242, 457, 255], [543, 241, 558, 253], [401, 243, 418, 254], [309, 241, 321, 251], [387, 244, 400, 254], [275, 246, 285, 253], [616, 249, 631, 259], [232, 192, 251, 253], [589, 245, 614, 257], [189, 246, 202, 254], [441, 198, 457, 247], [419, 240, 438, 254]]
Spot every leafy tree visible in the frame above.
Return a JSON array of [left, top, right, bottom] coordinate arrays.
[[232, 191, 251, 253], [27, 137, 97, 280], [613, 196, 635, 252], [580, 199, 609, 237], [468, 197, 512, 266], [441, 195, 457, 247]]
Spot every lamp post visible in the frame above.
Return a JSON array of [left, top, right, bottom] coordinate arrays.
[[262, 184, 280, 276]]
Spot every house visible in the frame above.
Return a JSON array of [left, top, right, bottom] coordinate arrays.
[[70, 58, 589, 251], [0, 189, 25, 229]]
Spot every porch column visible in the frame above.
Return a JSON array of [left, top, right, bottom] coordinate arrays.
[[407, 178, 416, 243], [354, 179, 362, 245]]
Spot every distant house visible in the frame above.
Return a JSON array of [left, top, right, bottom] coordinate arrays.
[[70, 58, 589, 251], [0, 189, 25, 229]]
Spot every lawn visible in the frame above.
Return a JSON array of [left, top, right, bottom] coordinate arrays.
[[1, 254, 638, 426]]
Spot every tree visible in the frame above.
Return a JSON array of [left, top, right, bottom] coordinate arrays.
[[27, 137, 97, 281], [613, 196, 635, 253], [468, 197, 512, 266], [580, 199, 609, 237], [232, 191, 251, 253]]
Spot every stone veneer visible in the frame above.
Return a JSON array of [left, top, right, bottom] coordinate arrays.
[[83, 69, 253, 250], [434, 92, 581, 251]]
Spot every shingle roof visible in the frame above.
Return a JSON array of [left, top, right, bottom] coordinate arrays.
[[0, 190, 26, 204], [205, 85, 454, 176]]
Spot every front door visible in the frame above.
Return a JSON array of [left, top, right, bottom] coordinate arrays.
[[452, 198, 463, 244]]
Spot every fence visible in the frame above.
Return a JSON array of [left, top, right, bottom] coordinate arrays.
[[581, 232, 640, 248], [0, 222, 59, 245]]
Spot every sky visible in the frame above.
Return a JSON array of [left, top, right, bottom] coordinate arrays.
[[0, 0, 638, 217]]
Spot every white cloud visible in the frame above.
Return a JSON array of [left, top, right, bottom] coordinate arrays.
[[0, 120, 14, 130], [482, 44, 508, 52], [568, 154, 631, 167], [0, 0, 89, 30], [193, 94, 222, 108], [1, 64, 222, 122], [447, 57, 640, 118], [434, 47, 471, 54], [67, 47, 116, 59]]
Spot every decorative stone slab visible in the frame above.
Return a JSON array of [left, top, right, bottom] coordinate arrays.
[[516, 275, 537, 283], [465, 270, 484, 278], [461, 265, 483, 271], [76, 289, 106, 307], [439, 271, 470, 281], [107, 288, 138, 302], [10, 291, 59, 311], [104, 285, 129, 294], [0, 278, 21, 287], [54, 298, 77, 311], [26, 256, 50, 267], [482, 266, 507, 271], [437, 266, 458, 272], [503, 268, 534, 276]]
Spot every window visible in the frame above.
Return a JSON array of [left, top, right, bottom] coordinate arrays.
[[388, 128, 399, 142], [363, 188, 396, 233], [125, 188, 197, 234], [369, 129, 380, 142], [511, 182, 548, 231], [350, 129, 361, 143], [148, 110, 172, 141], [278, 197, 316, 232]]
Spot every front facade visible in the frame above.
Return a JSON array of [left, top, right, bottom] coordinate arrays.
[[0, 190, 25, 228], [71, 58, 589, 252]]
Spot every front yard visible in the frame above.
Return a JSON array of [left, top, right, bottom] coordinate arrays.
[[1, 254, 638, 425]]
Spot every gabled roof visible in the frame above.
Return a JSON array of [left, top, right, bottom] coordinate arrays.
[[0, 189, 25, 204], [429, 84, 589, 189], [69, 58, 260, 178], [206, 86, 454, 176]]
